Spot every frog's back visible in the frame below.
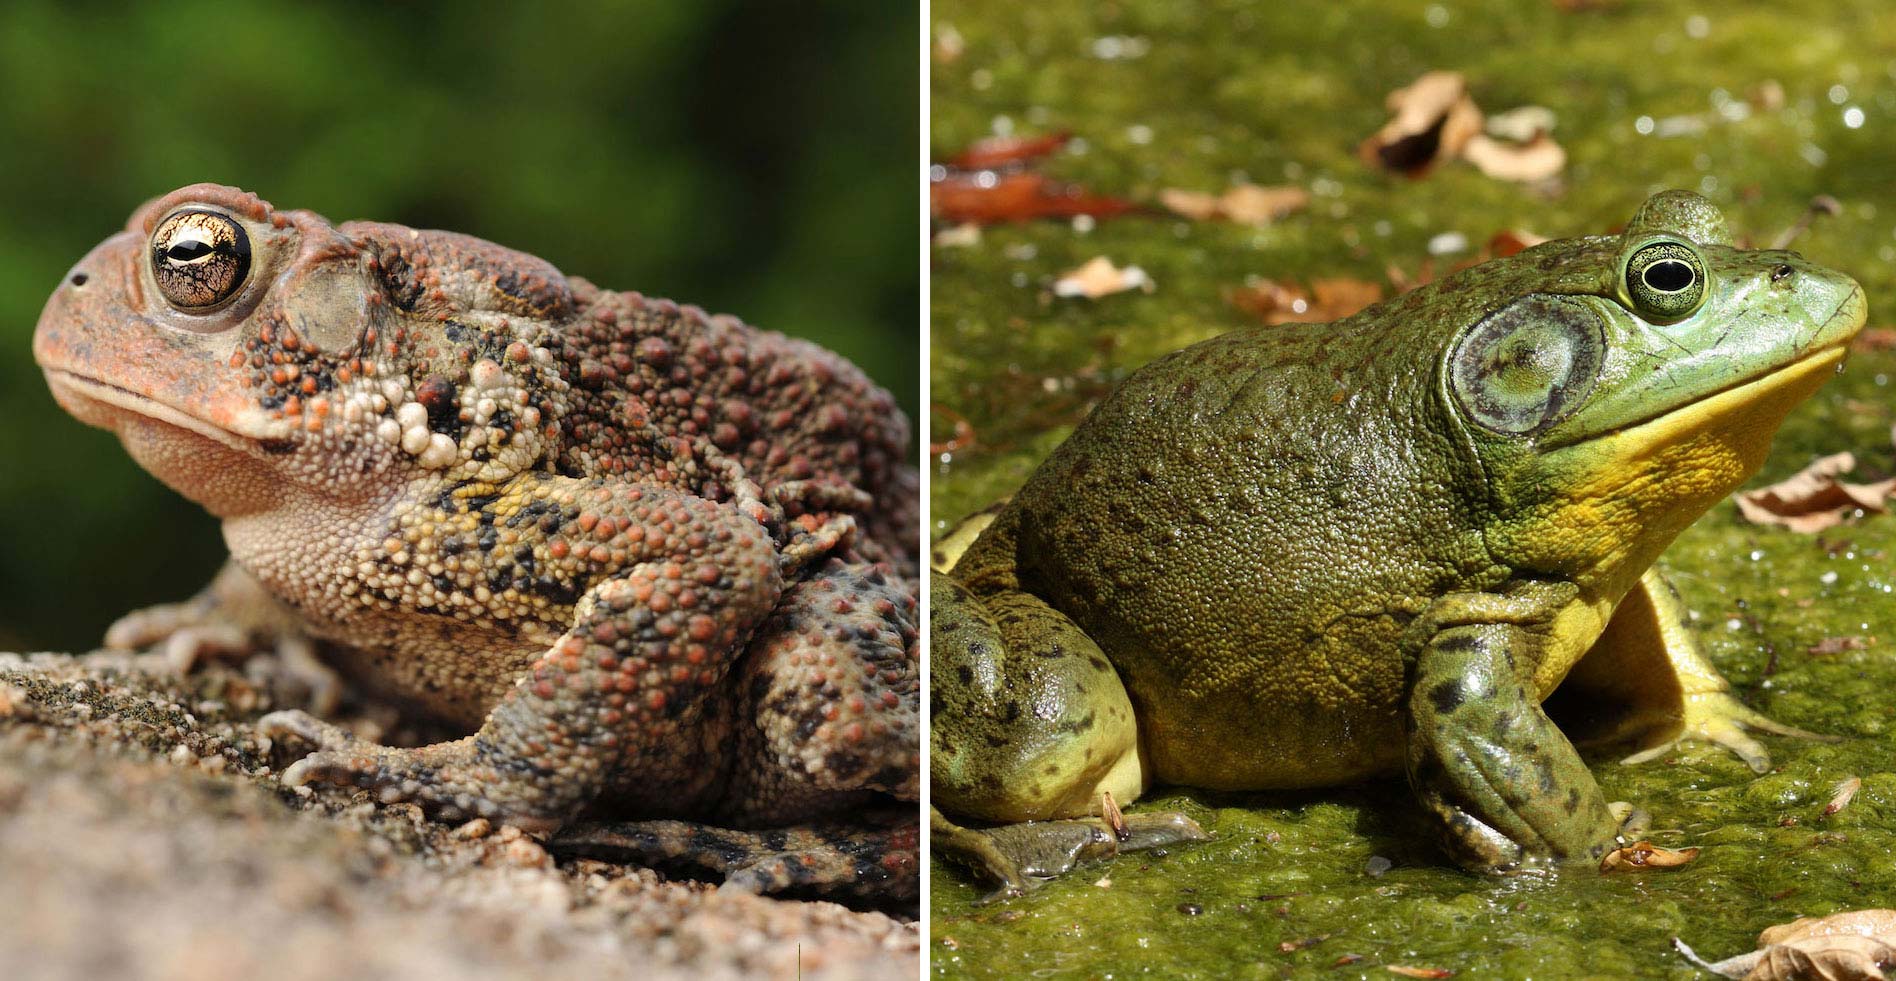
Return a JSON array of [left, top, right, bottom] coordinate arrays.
[[1007, 312, 1498, 788]]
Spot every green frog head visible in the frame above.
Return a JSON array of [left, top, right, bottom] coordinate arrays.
[[1446, 190, 1866, 595]]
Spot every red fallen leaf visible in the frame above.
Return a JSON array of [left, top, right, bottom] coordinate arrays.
[[1735, 452, 1896, 533], [1489, 229, 1550, 257], [930, 171, 1142, 225], [947, 131, 1072, 170], [1359, 71, 1484, 177], [1853, 328, 1896, 351], [929, 405, 977, 456], [1599, 840, 1700, 872]]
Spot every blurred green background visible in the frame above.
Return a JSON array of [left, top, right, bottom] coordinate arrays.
[[0, 0, 917, 651]]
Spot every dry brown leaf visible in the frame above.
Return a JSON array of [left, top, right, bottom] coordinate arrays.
[[1462, 132, 1567, 182], [1385, 966, 1454, 979], [1735, 453, 1896, 533], [1220, 184, 1311, 225], [1054, 256, 1151, 299], [1359, 71, 1484, 176], [1810, 636, 1870, 656], [1485, 105, 1557, 143], [1158, 188, 1222, 221], [1160, 183, 1309, 225], [1227, 277, 1383, 325], [1825, 777, 1862, 817], [1599, 840, 1700, 872], [1679, 910, 1896, 980]]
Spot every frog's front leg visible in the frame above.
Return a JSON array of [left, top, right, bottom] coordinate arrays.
[[1402, 582, 1622, 871], [263, 488, 782, 831]]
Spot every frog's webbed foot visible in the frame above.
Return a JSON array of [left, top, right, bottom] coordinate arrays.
[[930, 805, 1208, 901], [108, 561, 339, 714], [555, 813, 918, 904], [1621, 690, 1836, 774]]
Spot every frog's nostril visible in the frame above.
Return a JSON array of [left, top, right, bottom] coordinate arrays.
[[69, 272, 89, 287], [1771, 264, 1795, 283]]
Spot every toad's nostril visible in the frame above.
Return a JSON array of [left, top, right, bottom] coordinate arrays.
[[1771, 264, 1795, 282], [69, 272, 89, 287]]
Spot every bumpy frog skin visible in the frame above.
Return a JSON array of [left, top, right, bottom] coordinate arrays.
[[931, 191, 1867, 893], [35, 184, 918, 902]]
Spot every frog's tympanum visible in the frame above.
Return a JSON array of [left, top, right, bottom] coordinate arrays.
[[931, 191, 1867, 894], [35, 184, 918, 901]]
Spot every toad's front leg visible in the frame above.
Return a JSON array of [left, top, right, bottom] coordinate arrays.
[[263, 489, 782, 831]]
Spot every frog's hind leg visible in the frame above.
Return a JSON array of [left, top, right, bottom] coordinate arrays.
[[930, 573, 1205, 894], [1547, 568, 1832, 774], [555, 811, 919, 904]]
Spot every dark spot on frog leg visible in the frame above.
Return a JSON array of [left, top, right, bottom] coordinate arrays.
[[1429, 680, 1464, 714], [1565, 787, 1581, 814]]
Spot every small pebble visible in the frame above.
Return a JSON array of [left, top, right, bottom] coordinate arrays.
[[1177, 902, 1203, 916], [1366, 855, 1394, 877]]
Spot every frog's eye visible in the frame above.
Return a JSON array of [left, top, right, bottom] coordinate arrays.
[[1451, 294, 1605, 436], [1624, 241, 1706, 321], [150, 209, 251, 310]]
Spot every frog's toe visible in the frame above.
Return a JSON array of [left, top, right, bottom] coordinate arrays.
[[1622, 691, 1835, 773]]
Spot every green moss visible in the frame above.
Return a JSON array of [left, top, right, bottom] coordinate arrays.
[[931, 0, 1896, 975]]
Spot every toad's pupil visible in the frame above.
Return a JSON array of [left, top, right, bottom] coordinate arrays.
[[1643, 259, 1694, 293], [167, 240, 213, 262]]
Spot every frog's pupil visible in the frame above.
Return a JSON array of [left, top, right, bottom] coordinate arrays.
[[167, 240, 213, 262], [1643, 259, 1694, 293]]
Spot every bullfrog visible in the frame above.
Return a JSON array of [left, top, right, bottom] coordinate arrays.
[[931, 191, 1868, 893]]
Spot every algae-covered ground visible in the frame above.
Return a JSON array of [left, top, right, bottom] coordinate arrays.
[[929, 1, 1896, 977]]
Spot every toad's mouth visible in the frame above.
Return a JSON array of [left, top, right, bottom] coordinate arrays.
[[42, 369, 289, 455]]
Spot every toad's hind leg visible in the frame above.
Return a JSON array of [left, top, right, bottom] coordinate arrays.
[[1548, 567, 1832, 773], [556, 812, 919, 903], [930, 573, 1204, 893], [264, 490, 783, 831]]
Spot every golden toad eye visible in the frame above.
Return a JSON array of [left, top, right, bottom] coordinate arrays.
[[150, 209, 251, 310]]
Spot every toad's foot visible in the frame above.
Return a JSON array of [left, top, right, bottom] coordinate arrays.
[[555, 815, 918, 904], [258, 709, 551, 829], [108, 561, 339, 714], [930, 805, 1208, 901], [1621, 690, 1836, 773]]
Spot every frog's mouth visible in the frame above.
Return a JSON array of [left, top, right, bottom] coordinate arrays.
[[1540, 286, 1867, 451], [42, 369, 291, 455]]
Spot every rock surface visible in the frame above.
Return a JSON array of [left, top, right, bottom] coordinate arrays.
[[0, 651, 917, 981]]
